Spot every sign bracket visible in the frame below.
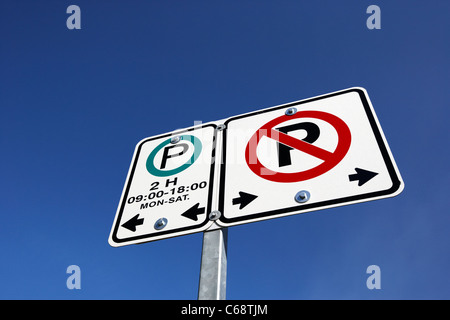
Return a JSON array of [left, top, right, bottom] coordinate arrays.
[[198, 122, 228, 300]]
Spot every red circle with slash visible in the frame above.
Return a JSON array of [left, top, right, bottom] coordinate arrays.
[[245, 111, 351, 183]]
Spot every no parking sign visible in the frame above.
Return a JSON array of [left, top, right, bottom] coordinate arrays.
[[217, 87, 404, 227], [245, 110, 351, 183]]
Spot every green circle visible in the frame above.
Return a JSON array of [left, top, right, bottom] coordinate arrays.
[[146, 135, 202, 177]]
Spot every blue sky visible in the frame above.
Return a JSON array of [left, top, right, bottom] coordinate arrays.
[[0, 1, 449, 299]]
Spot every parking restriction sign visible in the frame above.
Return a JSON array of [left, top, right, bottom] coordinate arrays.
[[109, 123, 217, 247], [245, 110, 352, 183], [216, 87, 404, 227]]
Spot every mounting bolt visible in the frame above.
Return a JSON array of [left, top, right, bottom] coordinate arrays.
[[295, 190, 310, 203], [209, 210, 221, 221], [217, 124, 226, 131], [285, 107, 297, 116], [170, 136, 181, 144], [154, 217, 168, 230]]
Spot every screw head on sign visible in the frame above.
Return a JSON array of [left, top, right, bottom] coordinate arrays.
[[295, 190, 310, 203], [285, 107, 297, 116], [209, 210, 221, 221], [170, 136, 181, 144], [217, 124, 226, 131], [154, 217, 168, 230]]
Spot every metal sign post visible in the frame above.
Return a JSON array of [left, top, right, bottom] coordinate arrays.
[[198, 227, 228, 300]]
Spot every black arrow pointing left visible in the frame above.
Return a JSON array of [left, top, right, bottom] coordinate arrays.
[[181, 203, 205, 221], [121, 214, 144, 232]]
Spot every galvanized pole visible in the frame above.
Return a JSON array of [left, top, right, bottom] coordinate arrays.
[[197, 227, 228, 300]]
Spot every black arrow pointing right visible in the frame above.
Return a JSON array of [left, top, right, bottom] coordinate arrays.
[[232, 191, 258, 209], [121, 214, 144, 232], [349, 168, 378, 186]]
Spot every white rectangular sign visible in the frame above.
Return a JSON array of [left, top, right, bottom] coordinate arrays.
[[109, 124, 217, 247], [216, 87, 404, 227]]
